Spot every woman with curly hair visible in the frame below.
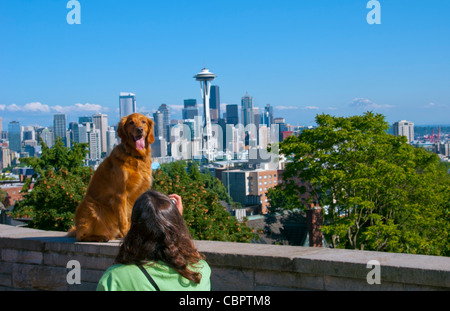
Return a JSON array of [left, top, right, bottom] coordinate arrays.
[[96, 191, 211, 291]]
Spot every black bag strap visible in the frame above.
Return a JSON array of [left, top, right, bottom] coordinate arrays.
[[137, 265, 160, 291]]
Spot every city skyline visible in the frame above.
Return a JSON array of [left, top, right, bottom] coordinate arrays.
[[1, 1, 450, 127]]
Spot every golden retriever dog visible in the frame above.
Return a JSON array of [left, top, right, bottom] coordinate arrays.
[[71, 113, 155, 242]]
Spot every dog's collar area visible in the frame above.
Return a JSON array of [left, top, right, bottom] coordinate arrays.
[[120, 143, 146, 159]]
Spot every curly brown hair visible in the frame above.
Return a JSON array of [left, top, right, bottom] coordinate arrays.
[[115, 190, 205, 283]]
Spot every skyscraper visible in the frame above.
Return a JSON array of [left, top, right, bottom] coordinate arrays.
[[226, 104, 239, 125], [93, 113, 108, 155], [69, 122, 79, 144], [262, 104, 274, 127], [8, 121, 21, 153], [78, 124, 88, 144], [241, 93, 254, 128], [158, 104, 170, 141], [153, 110, 164, 139], [210, 85, 220, 123], [79, 116, 93, 124], [106, 127, 117, 155], [53, 113, 67, 146], [182, 99, 199, 120], [40, 128, 54, 148], [88, 129, 101, 159], [393, 120, 414, 143], [119, 92, 136, 118]]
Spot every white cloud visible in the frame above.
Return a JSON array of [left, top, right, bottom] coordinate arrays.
[[73, 103, 104, 111], [424, 102, 447, 108], [350, 98, 394, 109], [302, 106, 320, 110], [276, 105, 299, 110], [0, 102, 109, 114], [6, 104, 22, 112], [23, 102, 51, 113]]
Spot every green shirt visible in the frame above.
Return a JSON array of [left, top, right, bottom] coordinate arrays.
[[96, 260, 211, 291]]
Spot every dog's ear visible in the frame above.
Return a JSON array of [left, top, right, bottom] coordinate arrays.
[[117, 117, 128, 141], [146, 117, 155, 145]]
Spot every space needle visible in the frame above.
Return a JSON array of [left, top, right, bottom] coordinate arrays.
[[194, 68, 217, 162]]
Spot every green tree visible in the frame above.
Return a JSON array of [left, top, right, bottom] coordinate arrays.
[[153, 161, 257, 242], [187, 161, 233, 204], [266, 186, 301, 213], [275, 112, 450, 256], [0, 187, 8, 207], [11, 138, 91, 231]]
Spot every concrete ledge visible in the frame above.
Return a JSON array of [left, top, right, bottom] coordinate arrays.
[[1, 224, 449, 291]]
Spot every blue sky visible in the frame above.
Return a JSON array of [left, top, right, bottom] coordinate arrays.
[[1, 0, 450, 128]]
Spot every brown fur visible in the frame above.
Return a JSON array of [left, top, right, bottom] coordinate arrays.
[[71, 113, 155, 242]]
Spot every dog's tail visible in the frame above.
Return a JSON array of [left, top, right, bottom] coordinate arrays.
[[67, 226, 76, 238]]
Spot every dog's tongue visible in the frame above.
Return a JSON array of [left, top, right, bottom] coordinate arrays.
[[135, 137, 145, 150]]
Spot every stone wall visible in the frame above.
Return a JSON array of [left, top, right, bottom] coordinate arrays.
[[0, 224, 449, 291]]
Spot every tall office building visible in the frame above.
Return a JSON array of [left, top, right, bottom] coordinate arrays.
[[69, 122, 79, 144], [226, 104, 239, 125], [153, 110, 164, 139], [210, 85, 220, 123], [53, 113, 67, 146], [8, 121, 21, 153], [79, 116, 93, 124], [262, 104, 274, 127], [106, 127, 117, 155], [119, 92, 136, 118], [182, 99, 199, 120], [78, 124, 88, 144], [253, 107, 261, 129], [241, 93, 254, 128], [93, 113, 108, 155], [393, 120, 414, 143], [88, 129, 101, 159], [40, 128, 54, 148], [0, 147, 11, 170], [158, 104, 170, 141]]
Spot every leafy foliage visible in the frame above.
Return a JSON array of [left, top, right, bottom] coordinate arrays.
[[154, 161, 257, 242], [273, 112, 450, 256], [11, 137, 91, 231]]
